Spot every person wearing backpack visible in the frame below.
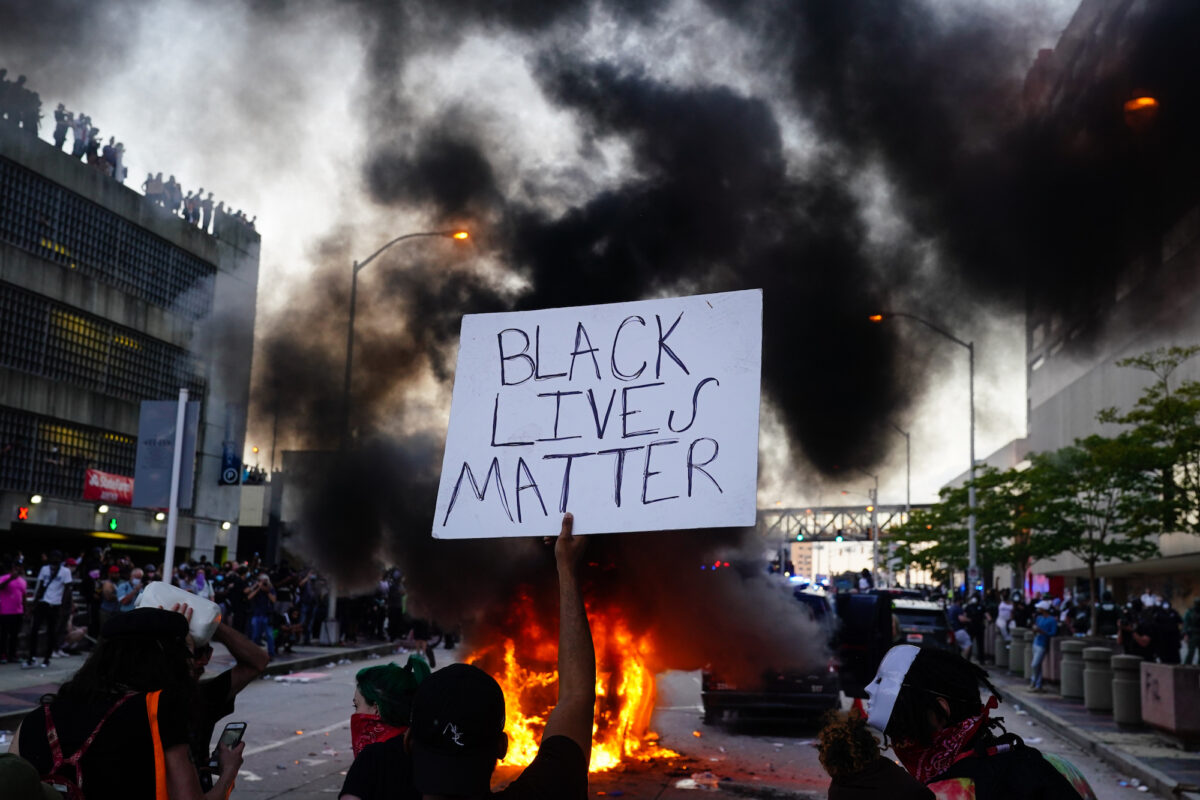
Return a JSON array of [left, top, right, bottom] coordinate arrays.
[[10, 607, 243, 799]]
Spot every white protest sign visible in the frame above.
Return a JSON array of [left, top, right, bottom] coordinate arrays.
[[433, 289, 762, 538]]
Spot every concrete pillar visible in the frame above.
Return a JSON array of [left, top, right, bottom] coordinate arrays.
[[1111, 655, 1143, 727], [1084, 646, 1114, 712], [1009, 627, 1027, 676], [1023, 629, 1036, 681], [1060, 640, 1086, 700], [994, 631, 1009, 669]]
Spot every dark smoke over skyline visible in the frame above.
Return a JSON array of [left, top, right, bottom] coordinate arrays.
[[5, 0, 1198, 670]]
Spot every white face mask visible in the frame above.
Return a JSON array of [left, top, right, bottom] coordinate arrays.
[[865, 644, 920, 732]]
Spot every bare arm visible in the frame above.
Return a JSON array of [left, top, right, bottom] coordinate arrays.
[[165, 741, 243, 800], [212, 620, 271, 693], [541, 513, 596, 763]]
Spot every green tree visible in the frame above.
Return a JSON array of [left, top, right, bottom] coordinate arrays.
[[1027, 433, 1163, 632], [888, 480, 1009, 591], [972, 465, 1062, 594], [889, 503, 963, 587], [1098, 346, 1200, 532]]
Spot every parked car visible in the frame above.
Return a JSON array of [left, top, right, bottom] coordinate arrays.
[[701, 588, 840, 724], [891, 598, 954, 651]]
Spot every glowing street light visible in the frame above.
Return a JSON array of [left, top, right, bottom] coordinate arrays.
[[333, 228, 470, 644]]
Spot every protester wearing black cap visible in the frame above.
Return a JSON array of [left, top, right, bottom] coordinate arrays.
[[10, 607, 244, 799], [403, 512, 594, 800]]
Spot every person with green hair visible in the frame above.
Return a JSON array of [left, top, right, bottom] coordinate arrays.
[[340, 654, 431, 800]]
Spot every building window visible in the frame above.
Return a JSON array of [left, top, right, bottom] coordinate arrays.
[[0, 406, 137, 499], [0, 281, 206, 402], [0, 157, 216, 320]]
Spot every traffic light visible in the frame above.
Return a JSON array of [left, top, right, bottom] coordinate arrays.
[[108, 517, 119, 532], [796, 533, 804, 541], [17, 506, 29, 520]]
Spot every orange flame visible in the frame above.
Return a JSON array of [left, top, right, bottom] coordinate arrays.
[[467, 591, 679, 772]]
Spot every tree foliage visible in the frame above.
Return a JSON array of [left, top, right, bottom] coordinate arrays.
[[1098, 345, 1200, 532], [1026, 433, 1162, 630], [888, 346, 1200, 599]]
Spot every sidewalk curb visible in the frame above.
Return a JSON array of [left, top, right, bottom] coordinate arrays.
[[0, 642, 411, 732], [260, 641, 405, 679], [996, 678, 1183, 800]]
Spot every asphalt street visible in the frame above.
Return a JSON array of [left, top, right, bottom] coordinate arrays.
[[209, 653, 1142, 799]]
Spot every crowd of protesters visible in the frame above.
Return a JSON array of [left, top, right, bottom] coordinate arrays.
[[0, 68, 256, 238], [0, 547, 446, 670], [140, 172, 256, 235], [0, 514, 592, 800], [927, 584, 1195, 699]]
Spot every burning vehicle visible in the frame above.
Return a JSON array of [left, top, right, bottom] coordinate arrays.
[[700, 581, 840, 725]]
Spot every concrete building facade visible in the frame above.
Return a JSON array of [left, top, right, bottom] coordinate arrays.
[[1017, 0, 1200, 601], [0, 122, 259, 563]]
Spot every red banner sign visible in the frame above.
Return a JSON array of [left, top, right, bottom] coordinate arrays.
[[82, 469, 135, 505]]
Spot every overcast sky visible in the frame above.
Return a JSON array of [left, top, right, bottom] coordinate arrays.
[[3, 0, 1082, 509]]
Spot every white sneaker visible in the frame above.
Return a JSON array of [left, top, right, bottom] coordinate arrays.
[[51, 650, 68, 658]]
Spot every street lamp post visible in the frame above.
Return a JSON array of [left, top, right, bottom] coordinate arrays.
[[842, 473, 879, 586], [321, 229, 469, 646], [871, 312, 976, 590], [341, 230, 469, 446], [891, 422, 911, 587]]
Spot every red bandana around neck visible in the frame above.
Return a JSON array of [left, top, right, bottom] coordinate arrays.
[[350, 713, 406, 758], [892, 695, 999, 784]]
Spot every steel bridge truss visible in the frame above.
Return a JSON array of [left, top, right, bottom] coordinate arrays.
[[756, 504, 931, 543]]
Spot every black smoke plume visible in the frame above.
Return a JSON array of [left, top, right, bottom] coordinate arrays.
[[266, 0, 1200, 674]]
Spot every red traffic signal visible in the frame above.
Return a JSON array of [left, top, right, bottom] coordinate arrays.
[[17, 506, 30, 520]]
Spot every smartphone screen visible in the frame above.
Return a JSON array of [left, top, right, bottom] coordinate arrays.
[[209, 722, 247, 769]]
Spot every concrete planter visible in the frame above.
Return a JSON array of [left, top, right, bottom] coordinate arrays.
[[1045, 636, 1063, 683], [1060, 640, 1086, 700], [1112, 655, 1143, 728], [1023, 629, 1036, 680], [994, 631, 1009, 669], [1009, 627, 1028, 676], [1140, 662, 1200, 742], [1084, 646, 1114, 712]]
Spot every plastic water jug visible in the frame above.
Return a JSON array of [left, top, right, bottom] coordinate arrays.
[[135, 581, 222, 644]]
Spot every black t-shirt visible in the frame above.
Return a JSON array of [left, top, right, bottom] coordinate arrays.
[[830, 757, 934, 800], [340, 735, 420, 800], [19, 690, 189, 799], [193, 670, 236, 787], [226, 575, 248, 611], [342, 735, 586, 800], [495, 735, 588, 799]]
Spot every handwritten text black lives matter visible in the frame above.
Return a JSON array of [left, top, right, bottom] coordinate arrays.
[[440, 310, 726, 527]]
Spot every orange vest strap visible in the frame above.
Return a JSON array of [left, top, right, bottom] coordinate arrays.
[[146, 690, 168, 800]]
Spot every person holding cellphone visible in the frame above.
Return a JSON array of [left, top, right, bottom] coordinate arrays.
[[10, 608, 244, 799]]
